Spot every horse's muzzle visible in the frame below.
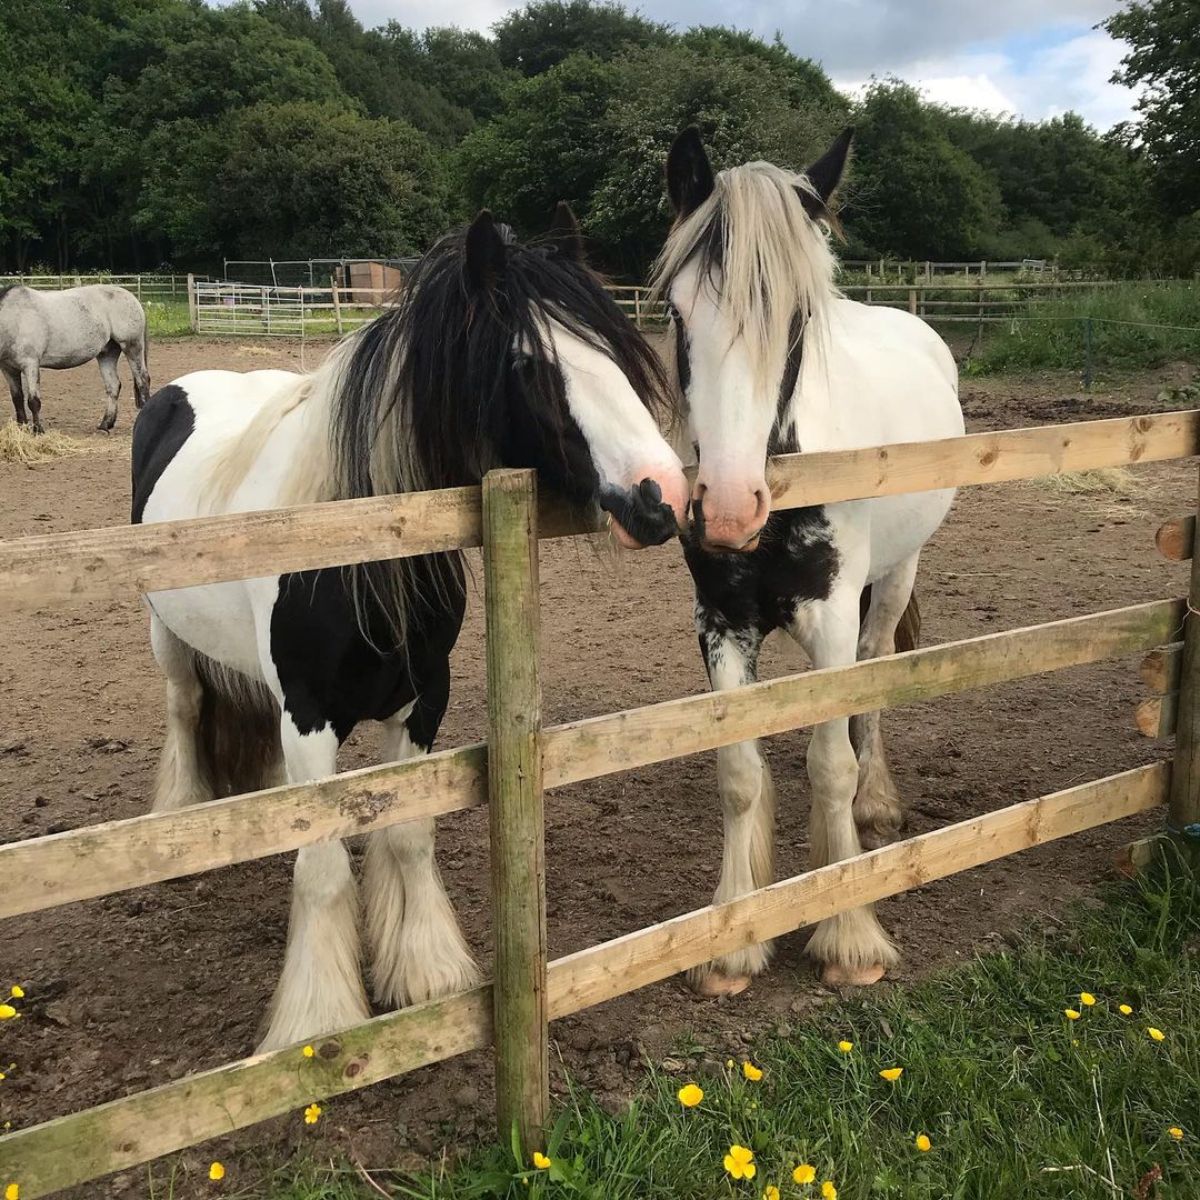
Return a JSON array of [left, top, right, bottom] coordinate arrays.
[[600, 478, 680, 548]]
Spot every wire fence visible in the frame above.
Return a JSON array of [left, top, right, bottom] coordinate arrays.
[[0, 273, 197, 301]]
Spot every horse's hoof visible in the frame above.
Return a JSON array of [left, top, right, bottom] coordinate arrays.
[[820, 962, 887, 987], [689, 970, 751, 998]]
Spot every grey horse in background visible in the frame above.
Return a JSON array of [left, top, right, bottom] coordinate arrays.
[[0, 283, 150, 433]]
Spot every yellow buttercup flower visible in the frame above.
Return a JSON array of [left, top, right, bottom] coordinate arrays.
[[821, 1182, 838, 1200], [724, 1145, 756, 1181], [726, 1059, 735, 1069], [1064, 1009, 1081, 1021], [742, 1061, 763, 1081], [1079, 992, 1096, 1007], [879, 1067, 903, 1082], [763, 1187, 780, 1200], [532, 1152, 552, 1169], [677, 1082, 703, 1108], [1169, 1127, 1184, 1141], [792, 1164, 816, 1185], [8, 987, 23, 1000], [915, 1133, 932, 1152], [303, 1103, 322, 1125], [1148, 1027, 1166, 1042], [837, 1040, 853, 1054], [1118, 1004, 1133, 1016], [0, 1006, 16, 1021], [208, 1163, 225, 1182], [302, 1045, 315, 1058], [5, 1184, 18, 1200]]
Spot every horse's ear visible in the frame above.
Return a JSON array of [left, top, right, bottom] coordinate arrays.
[[798, 127, 854, 218], [548, 201, 586, 263], [666, 127, 715, 218], [465, 209, 507, 291]]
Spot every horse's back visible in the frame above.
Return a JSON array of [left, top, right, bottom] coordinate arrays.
[[135, 369, 302, 524], [801, 299, 962, 450]]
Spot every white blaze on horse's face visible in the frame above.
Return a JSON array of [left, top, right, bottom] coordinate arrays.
[[669, 260, 775, 552], [538, 316, 689, 549]]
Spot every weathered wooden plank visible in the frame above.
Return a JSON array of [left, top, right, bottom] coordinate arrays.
[[2, 412, 1196, 606], [542, 598, 1186, 788], [0, 988, 493, 1198], [1141, 644, 1183, 693], [1136, 694, 1178, 738], [483, 470, 549, 1151], [768, 410, 1200, 512], [546, 763, 1167, 1018], [1156, 516, 1195, 562], [0, 744, 486, 920]]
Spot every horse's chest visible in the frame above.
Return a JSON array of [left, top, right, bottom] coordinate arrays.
[[685, 507, 840, 636]]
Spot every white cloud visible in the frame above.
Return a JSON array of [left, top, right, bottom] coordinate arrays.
[[834, 30, 1139, 128]]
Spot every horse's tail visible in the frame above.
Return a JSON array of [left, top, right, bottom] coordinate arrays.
[[193, 654, 283, 798], [895, 590, 921, 653]]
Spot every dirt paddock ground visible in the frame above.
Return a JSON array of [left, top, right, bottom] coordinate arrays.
[[0, 338, 1195, 1196]]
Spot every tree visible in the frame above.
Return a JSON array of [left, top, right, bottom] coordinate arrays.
[[844, 80, 1001, 259], [1104, 0, 1200, 218], [492, 0, 669, 75], [211, 102, 450, 258]]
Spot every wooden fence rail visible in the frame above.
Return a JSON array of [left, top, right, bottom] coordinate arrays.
[[2, 410, 1198, 1198], [2, 411, 1196, 607]]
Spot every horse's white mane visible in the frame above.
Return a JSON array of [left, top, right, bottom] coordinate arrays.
[[651, 160, 841, 385]]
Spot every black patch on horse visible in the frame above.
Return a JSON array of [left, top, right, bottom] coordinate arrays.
[[131, 384, 194, 523], [686, 506, 839, 640]]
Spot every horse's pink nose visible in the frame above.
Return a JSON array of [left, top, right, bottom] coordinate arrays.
[[692, 478, 769, 551]]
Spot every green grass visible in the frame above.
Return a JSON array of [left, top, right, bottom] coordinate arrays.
[[232, 859, 1200, 1200], [143, 299, 193, 337], [967, 281, 1200, 374]]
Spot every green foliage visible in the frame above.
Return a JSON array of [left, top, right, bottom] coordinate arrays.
[[0, 0, 1193, 276], [492, 0, 669, 75], [1105, 0, 1200, 219], [968, 281, 1200, 373], [843, 80, 1002, 260]]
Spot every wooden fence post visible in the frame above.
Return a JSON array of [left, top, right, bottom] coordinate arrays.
[[1168, 470, 1200, 864], [186, 273, 197, 333], [331, 273, 343, 336], [908, 288, 918, 316], [483, 468, 549, 1155]]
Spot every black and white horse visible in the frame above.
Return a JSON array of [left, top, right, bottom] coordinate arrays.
[[655, 130, 964, 994], [0, 283, 150, 433], [132, 207, 688, 1050]]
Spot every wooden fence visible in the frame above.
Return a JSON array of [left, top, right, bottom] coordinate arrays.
[[190, 278, 1133, 337], [0, 273, 196, 301], [2, 411, 1200, 1195]]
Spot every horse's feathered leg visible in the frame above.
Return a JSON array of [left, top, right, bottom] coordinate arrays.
[[366, 675, 479, 1010], [792, 587, 898, 986], [687, 615, 776, 996], [96, 342, 121, 432], [259, 716, 369, 1052], [149, 614, 214, 812], [850, 554, 921, 848]]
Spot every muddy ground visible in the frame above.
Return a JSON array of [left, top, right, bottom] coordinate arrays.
[[0, 339, 1196, 1196]]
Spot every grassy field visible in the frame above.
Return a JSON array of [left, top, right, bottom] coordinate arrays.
[[144, 299, 193, 337], [966, 281, 1200, 375], [207, 857, 1200, 1200]]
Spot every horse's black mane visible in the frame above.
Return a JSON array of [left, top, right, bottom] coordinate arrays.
[[330, 224, 672, 499], [324, 219, 672, 653]]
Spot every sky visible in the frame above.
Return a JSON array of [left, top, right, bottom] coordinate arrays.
[[336, 0, 1141, 130]]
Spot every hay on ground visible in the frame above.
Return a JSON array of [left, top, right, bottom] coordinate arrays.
[[0, 421, 90, 465]]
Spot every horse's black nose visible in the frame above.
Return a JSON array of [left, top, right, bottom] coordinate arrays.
[[599, 478, 680, 547]]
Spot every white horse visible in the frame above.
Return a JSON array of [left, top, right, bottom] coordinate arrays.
[[654, 129, 964, 994], [133, 207, 688, 1050], [0, 283, 150, 433]]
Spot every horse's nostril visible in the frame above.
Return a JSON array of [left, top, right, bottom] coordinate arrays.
[[637, 477, 663, 507]]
